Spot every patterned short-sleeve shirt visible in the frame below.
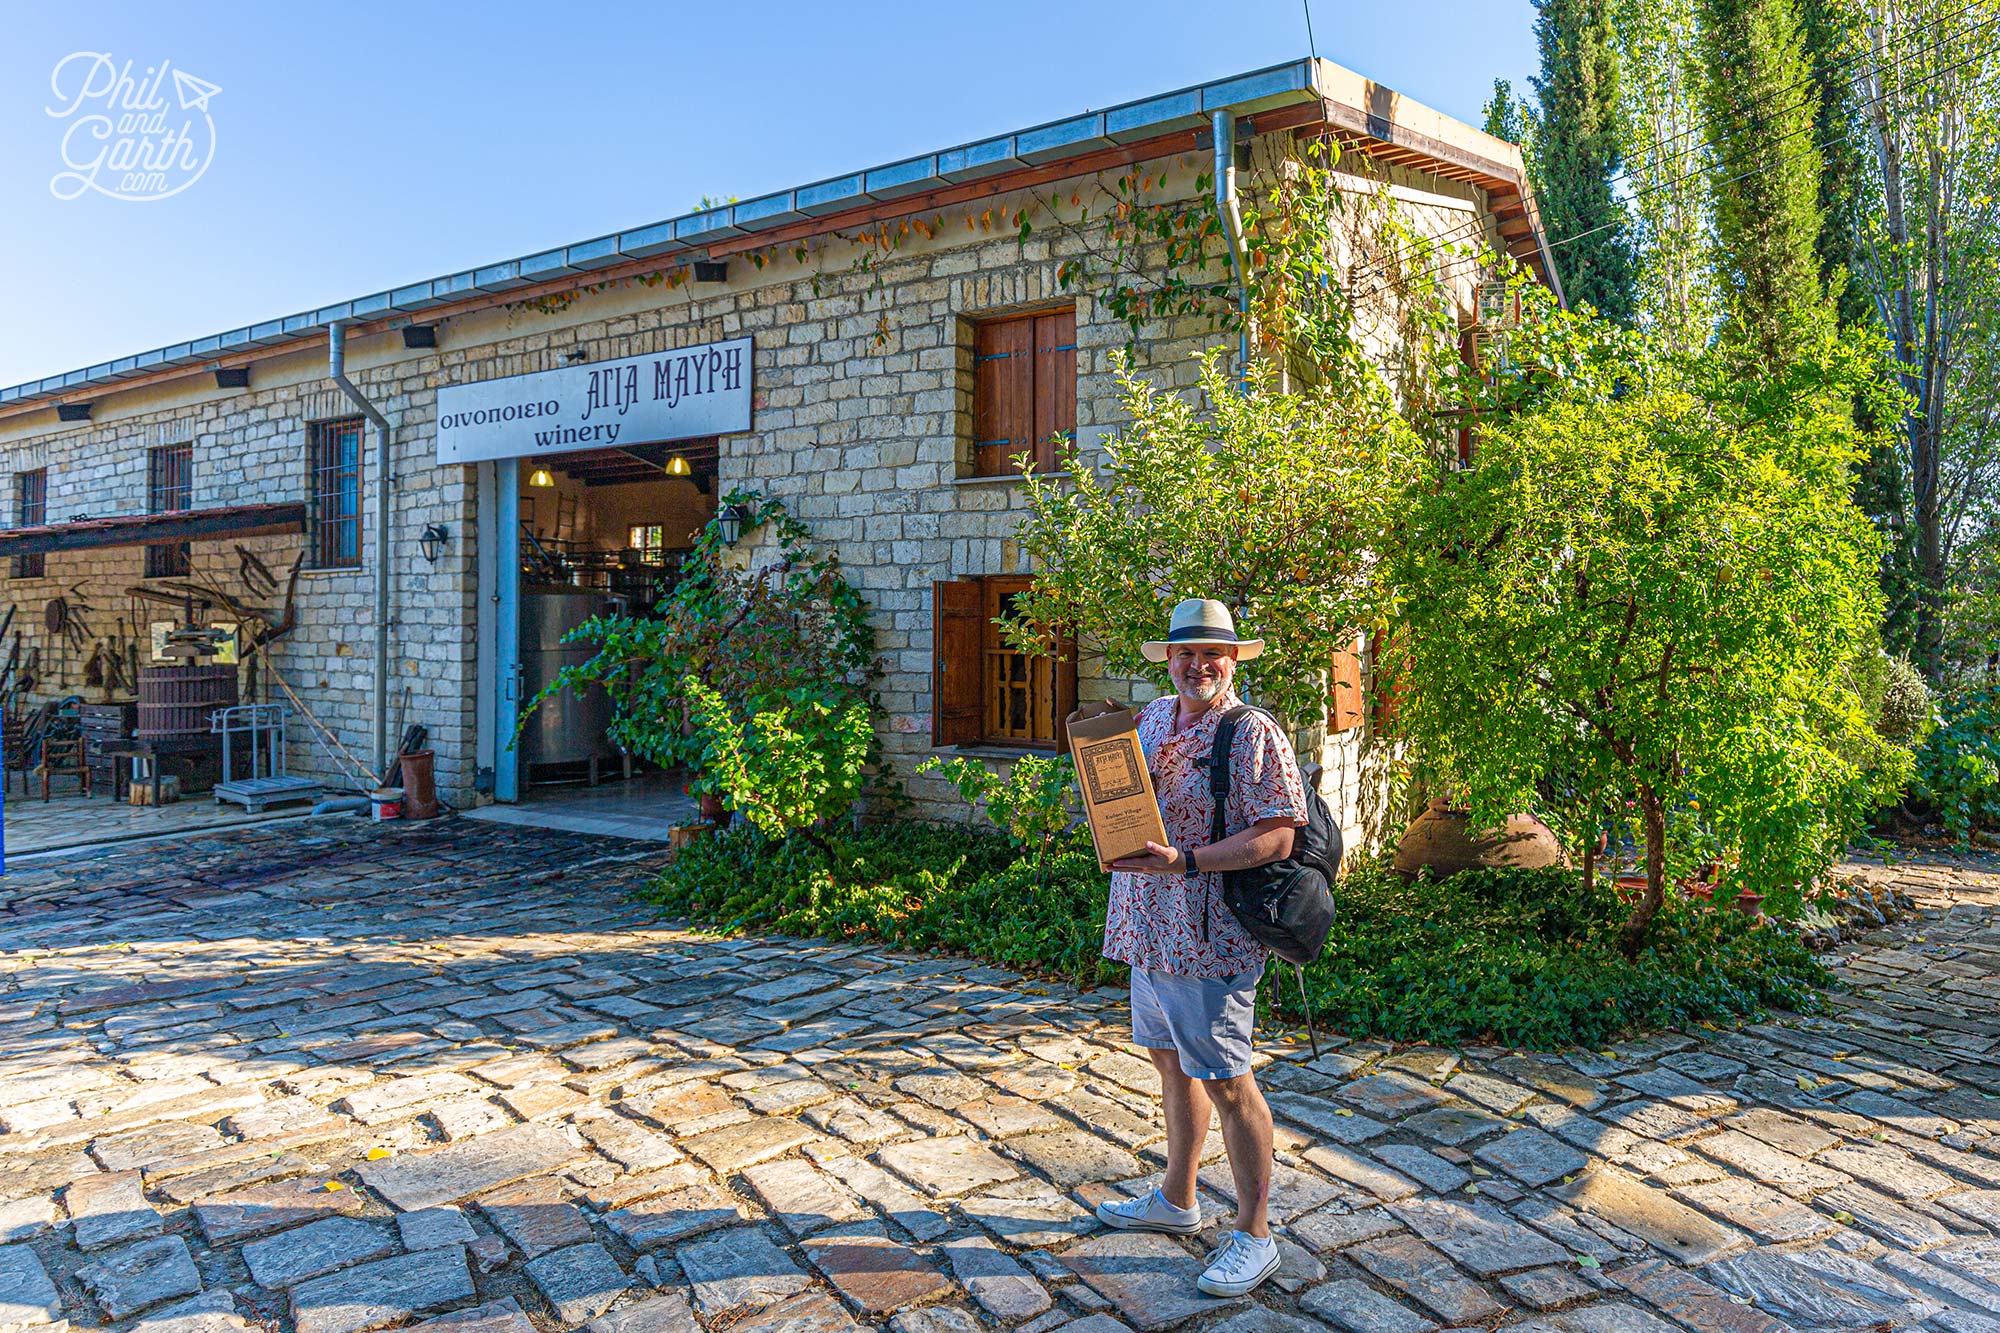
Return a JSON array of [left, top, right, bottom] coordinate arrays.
[[1101, 688, 1309, 978]]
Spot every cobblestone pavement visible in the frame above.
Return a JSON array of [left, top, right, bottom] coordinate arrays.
[[6, 821, 2000, 1333]]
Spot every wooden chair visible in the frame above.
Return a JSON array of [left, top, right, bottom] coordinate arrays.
[[37, 733, 89, 801]]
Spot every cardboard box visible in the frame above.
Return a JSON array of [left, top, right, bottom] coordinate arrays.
[[1065, 700, 1169, 870]]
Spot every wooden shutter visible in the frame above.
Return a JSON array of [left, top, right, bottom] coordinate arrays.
[[1329, 633, 1365, 732], [1054, 630, 1079, 748], [973, 318, 1034, 477], [1031, 310, 1077, 472], [1371, 627, 1408, 737], [933, 579, 985, 746]]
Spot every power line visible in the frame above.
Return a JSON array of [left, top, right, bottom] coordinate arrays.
[[1341, 3, 1995, 303], [1352, 11, 2000, 306], [1303, 0, 1319, 62]]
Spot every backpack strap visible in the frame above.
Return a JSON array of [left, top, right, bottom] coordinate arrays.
[[1207, 705, 1255, 847]]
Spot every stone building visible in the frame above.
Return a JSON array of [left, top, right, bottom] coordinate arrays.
[[0, 57, 1558, 839]]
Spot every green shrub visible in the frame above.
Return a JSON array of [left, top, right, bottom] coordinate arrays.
[[646, 821, 1121, 988], [647, 824, 1831, 1047], [1271, 857, 1830, 1049], [1913, 677, 2000, 845]]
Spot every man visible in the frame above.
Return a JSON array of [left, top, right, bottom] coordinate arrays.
[[1094, 598, 1308, 1298]]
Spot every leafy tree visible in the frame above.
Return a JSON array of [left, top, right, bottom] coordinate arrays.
[[683, 679, 873, 855], [1391, 292, 1909, 953], [1609, 0, 1723, 348], [1482, 78, 1540, 160], [1695, 0, 1833, 360], [1004, 349, 1419, 729], [1531, 0, 1638, 322], [1851, 0, 2000, 676]]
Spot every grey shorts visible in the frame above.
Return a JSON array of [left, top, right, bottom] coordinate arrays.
[[1129, 965, 1262, 1080]]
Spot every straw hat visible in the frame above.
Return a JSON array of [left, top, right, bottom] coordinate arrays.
[[1141, 598, 1264, 663]]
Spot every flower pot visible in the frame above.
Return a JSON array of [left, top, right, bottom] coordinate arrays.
[[668, 820, 715, 852], [1393, 799, 1565, 878], [699, 792, 732, 830]]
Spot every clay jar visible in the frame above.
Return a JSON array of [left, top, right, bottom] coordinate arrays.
[[1393, 798, 1565, 878]]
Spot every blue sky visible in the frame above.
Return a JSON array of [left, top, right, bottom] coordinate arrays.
[[0, 1, 1537, 387]]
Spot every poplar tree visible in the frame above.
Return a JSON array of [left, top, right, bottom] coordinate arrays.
[[1696, 0, 1831, 360], [1529, 0, 1637, 323]]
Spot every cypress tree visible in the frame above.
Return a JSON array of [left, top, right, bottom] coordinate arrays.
[[1801, 0, 1873, 327], [1529, 0, 1637, 323], [1695, 0, 1831, 360]]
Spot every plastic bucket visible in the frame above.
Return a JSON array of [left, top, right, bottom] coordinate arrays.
[[370, 787, 405, 821]]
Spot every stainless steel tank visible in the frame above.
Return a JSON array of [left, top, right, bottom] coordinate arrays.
[[518, 586, 619, 770]]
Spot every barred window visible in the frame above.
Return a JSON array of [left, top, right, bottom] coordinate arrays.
[[145, 441, 193, 578], [933, 574, 1077, 749], [309, 418, 363, 569], [13, 468, 46, 579]]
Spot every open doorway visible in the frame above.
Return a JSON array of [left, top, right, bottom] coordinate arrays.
[[478, 440, 714, 837]]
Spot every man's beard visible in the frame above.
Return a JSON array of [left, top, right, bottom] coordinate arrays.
[[1180, 678, 1225, 702]]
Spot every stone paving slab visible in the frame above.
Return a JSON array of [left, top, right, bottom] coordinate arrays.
[[6, 820, 2000, 1333]]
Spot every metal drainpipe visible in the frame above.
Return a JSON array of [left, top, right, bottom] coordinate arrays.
[[1213, 109, 1254, 389], [327, 320, 393, 784]]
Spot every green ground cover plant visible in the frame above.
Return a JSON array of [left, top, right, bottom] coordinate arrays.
[[646, 824, 1829, 1048]]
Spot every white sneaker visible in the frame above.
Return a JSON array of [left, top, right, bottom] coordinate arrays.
[[1197, 1229, 1280, 1297], [1094, 1188, 1202, 1235]]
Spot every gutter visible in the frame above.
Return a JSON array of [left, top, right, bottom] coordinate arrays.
[[1212, 109, 1255, 388], [327, 321, 393, 783]]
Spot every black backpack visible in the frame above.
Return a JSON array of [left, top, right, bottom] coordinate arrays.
[[1203, 705, 1342, 1055]]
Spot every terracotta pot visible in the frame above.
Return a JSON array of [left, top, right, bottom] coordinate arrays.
[[1393, 799, 1565, 878], [699, 792, 732, 830]]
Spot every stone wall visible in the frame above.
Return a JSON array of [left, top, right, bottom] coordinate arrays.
[[0, 135, 1495, 841]]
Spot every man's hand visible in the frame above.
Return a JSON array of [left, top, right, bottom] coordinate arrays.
[[1110, 841, 1187, 875]]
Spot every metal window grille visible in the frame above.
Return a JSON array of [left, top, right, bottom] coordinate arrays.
[[14, 468, 46, 579], [145, 441, 193, 578], [309, 418, 363, 569]]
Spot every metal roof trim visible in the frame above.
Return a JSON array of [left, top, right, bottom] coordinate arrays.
[[618, 222, 685, 259], [9, 58, 1517, 407], [519, 249, 579, 280], [794, 175, 866, 216], [865, 155, 938, 199], [675, 207, 742, 241], [565, 236, 624, 269], [1016, 112, 1110, 164], [733, 191, 803, 228], [936, 135, 1020, 182], [1107, 90, 1204, 142]]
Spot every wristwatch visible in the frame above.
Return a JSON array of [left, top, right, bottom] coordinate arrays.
[[1180, 844, 1200, 874]]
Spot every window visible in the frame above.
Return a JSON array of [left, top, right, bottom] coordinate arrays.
[[13, 469, 46, 579], [145, 441, 193, 578], [309, 418, 363, 569], [933, 575, 1077, 749], [628, 525, 665, 563], [971, 308, 1075, 476]]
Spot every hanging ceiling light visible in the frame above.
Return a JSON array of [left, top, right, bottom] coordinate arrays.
[[528, 466, 555, 488], [666, 455, 691, 477]]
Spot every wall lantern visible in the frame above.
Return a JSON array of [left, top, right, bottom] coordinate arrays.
[[528, 466, 555, 488], [419, 523, 449, 563], [715, 502, 746, 546], [666, 455, 691, 477]]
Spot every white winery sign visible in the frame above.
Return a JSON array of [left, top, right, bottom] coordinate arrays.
[[435, 337, 752, 465]]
